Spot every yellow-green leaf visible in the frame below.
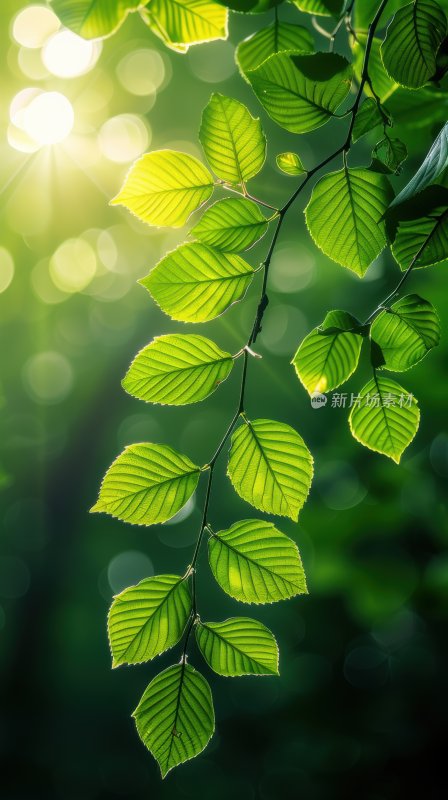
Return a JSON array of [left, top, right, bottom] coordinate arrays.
[[276, 152, 306, 176], [199, 94, 266, 185], [246, 52, 353, 134], [236, 21, 314, 75], [208, 519, 307, 604], [50, 0, 140, 39], [293, 310, 363, 394], [227, 418, 313, 520], [108, 575, 191, 666], [134, 663, 214, 778], [305, 167, 394, 276], [140, 242, 254, 322], [122, 334, 234, 405], [196, 617, 279, 676], [190, 197, 270, 252], [370, 294, 441, 371], [90, 443, 201, 525], [349, 375, 420, 463], [110, 150, 214, 228]]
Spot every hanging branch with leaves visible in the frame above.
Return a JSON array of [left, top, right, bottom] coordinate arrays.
[[51, 0, 448, 778]]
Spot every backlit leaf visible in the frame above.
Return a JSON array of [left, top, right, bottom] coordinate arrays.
[[246, 52, 353, 134], [236, 21, 314, 75], [354, 0, 404, 29], [140, 242, 254, 322], [190, 198, 270, 251], [381, 0, 447, 89], [208, 519, 307, 604], [145, 0, 228, 47], [110, 150, 214, 228], [305, 167, 394, 276], [196, 617, 279, 676], [276, 152, 306, 176], [134, 663, 214, 778], [349, 375, 420, 463], [352, 98, 386, 142], [371, 137, 408, 174], [353, 35, 398, 102], [50, 0, 140, 39], [108, 575, 191, 667], [227, 418, 313, 520], [90, 443, 201, 525], [199, 94, 266, 185], [370, 294, 441, 371], [391, 122, 448, 207], [292, 0, 343, 15], [391, 187, 448, 269], [293, 310, 363, 394], [122, 334, 234, 405]]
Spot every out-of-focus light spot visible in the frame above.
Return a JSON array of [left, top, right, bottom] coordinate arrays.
[[0, 556, 30, 599], [317, 460, 367, 511], [107, 550, 154, 594], [9, 88, 74, 149], [97, 230, 118, 271], [50, 238, 97, 293], [24, 91, 74, 145], [98, 114, 150, 163], [116, 414, 162, 450], [18, 46, 50, 80], [0, 248, 15, 294], [188, 41, 236, 83], [23, 351, 74, 404], [117, 48, 165, 95], [261, 304, 307, 355], [31, 259, 67, 304], [43, 30, 101, 78], [270, 243, 316, 293], [12, 5, 60, 49]]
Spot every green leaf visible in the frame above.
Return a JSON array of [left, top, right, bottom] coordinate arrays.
[[50, 0, 140, 39], [276, 152, 306, 176], [371, 137, 408, 174], [292, 0, 343, 15], [134, 663, 214, 778], [196, 617, 279, 676], [199, 94, 266, 185], [370, 294, 441, 371], [293, 310, 363, 394], [354, 0, 404, 29], [227, 418, 313, 520], [352, 98, 386, 143], [391, 123, 448, 207], [90, 443, 201, 525], [391, 187, 448, 269], [349, 375, 420, 463], [236, 21, 314, 75], [208, 519, 307, 604], [353, 35, 398, 103], [140, 242, 254, 322], [122, 334, 234, 406], [110, 150, 214, 228], [190, 198, 270, 252], [381, 0, 447, 89], [246, 52, 353, 134], [144, 0, 228, 47], [108, 575, 191, 667], [305, 167, 394, 276], [216, 0, 284, 10]]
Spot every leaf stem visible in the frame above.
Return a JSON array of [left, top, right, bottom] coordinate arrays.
[[178, 0, 391, 663]]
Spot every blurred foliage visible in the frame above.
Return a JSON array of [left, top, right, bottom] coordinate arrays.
[[1, 0, 448, 797]]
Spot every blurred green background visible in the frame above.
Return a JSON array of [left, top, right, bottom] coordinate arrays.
[[1, 2, 448, 798]]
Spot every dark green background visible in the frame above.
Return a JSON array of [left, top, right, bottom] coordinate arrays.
[[1, 2, 447, 798]]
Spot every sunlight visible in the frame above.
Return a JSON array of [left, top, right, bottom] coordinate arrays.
[[43, 30, 101, 78], [9, 90, 74, 148]]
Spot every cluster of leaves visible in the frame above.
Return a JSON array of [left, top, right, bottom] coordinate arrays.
[[53, 0, 448, 778]]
